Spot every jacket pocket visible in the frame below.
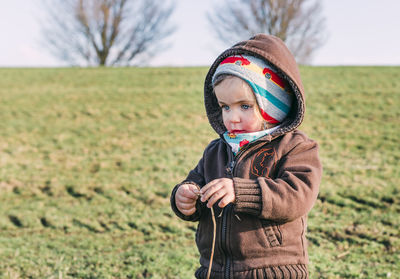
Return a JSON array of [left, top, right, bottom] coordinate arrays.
[[260, 219, 282, 247]]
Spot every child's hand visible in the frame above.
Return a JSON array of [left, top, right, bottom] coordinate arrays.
[[200, 178, 235, 208], [175, 184, 200, 216]]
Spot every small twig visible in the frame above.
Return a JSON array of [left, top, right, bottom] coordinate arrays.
[[194, 186, 216, 279], [206, 206, 216, 279]]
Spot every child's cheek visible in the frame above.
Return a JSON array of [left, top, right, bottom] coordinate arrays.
[[222, 112, 230, 129]]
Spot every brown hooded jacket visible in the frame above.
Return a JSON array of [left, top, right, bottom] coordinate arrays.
[[170, 34, 322, 279]]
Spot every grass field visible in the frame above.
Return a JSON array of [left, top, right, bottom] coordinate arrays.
[[0, 66, 399, 278]]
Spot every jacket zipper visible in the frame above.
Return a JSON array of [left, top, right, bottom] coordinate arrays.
[[221, 138, 272, 278], [222, 148, 248, 279], [222, 160, 235, 279], [221, 203, 231, 279]]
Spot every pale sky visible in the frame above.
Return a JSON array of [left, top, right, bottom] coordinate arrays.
[[0, 0, 399, 67]]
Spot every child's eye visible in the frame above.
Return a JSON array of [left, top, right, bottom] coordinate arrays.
[[241, 104, 250, 110], [221, 105, 230, 111]]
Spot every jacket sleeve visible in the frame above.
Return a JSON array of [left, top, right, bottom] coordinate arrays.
[[233, 136, 322, 222], [170, 148, 209, 222]]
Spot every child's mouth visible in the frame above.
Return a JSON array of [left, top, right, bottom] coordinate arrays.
[[230, 130, 246, 134]]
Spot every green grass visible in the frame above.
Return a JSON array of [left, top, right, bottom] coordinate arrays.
[[0, 66, 398, 278]]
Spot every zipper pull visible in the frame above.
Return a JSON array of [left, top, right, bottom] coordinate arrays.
[[218, 208, 224, 218], [234, 214, 242, 221], [226, 161, 235, 176]]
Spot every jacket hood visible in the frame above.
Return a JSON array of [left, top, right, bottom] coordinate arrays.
[[204, 34, 305, 137]]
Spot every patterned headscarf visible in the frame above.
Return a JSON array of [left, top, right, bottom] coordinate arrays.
[[212, 55, 293, 124]]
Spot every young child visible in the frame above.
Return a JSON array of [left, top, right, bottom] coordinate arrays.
[[170, 34, 322, 279]]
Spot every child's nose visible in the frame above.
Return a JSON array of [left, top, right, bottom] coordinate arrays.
[[229, 110, 240, 123]]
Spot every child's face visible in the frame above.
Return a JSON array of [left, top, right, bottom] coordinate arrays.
[[214, 76, 263, 134]]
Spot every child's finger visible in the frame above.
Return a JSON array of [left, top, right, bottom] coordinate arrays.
[[200, 182, 223, 203], [191, 186, 200, 196], [180, 207, 196, 216], [177, 195, 196, 204], [185, 183, 200, 194], [218, 193, 235, 208], [179, 184, 199, 200], [178, 201, 196, 210], [200, 179, 219, 194], [206, 189, 226, 208]]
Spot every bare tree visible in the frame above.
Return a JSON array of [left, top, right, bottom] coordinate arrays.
[[40, 0, 176, 66], [207, 0, 326, 64]]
